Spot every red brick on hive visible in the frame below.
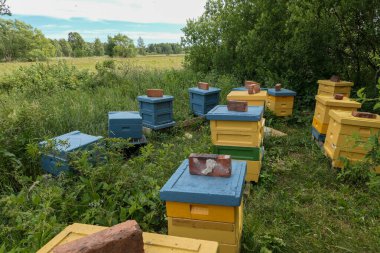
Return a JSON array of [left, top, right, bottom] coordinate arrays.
[[227, 100, 248, 112], [248, 84, 260, 94], [275, 83, 282, 91], [244, 80, 260, 88], [334, 94, 344, 100], [198, 82, 209, 90], [147, 89, 164, 97], [189, 153, 232, 177], [352, 111, 376, 119], [53, 220, 144, 253]]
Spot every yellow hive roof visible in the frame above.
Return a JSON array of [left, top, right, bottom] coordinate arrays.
[[227, 90, 267, 101], [315, 95, 361, 108], [329, 110, 380, 128], [317, 80, 354, 87]]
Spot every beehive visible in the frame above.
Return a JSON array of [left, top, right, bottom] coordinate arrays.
[[108, 111, 142, 139], [317, 79, 353, 97], [206, 105, 265, 147], [39, 131, 103, 176], [313, 95, 361, 134], [160, 159, 246, 253], [213, 146, 264, 182], [232, 87, 269, 91], [266, 88, 296, 116], [227, 90, 268, 106], [137, 95, 175, 130], [189, 87, 221, 116], [324, 110, 380, 171], [37, 223, 219, 253]]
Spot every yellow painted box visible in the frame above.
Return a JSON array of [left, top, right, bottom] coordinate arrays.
[[168, 203, 243, 253], [210, 118, 264, 147], [266, 95, 294, 116], [324, 110, 380, 171], [317, 80, 353, 97], [313, 95, 361, 134], [38, 223, 219, 253], [237, 149, 263, 183], [166, 202, 239, 223], [227, 90, 268, 106]]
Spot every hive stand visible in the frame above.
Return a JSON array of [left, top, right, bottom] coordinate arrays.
[[39, 131, 103, 176], [137, 95, 176, 130], [160, 159, 247, 253]]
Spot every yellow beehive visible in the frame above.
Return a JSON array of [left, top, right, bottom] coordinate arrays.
[[227, 90, 268, 106], [313, 95, 361, 134], [324, 110, 380, 172], [266, 95, 294, 116], [37, 223, 219, 253], [168, 204, 243, 253], [317, 79, 353, 97], [210, 118, 265, 147]]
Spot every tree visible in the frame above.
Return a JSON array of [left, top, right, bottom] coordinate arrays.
[[68, 32, 86, 57], [50, 39, 63, 57], [106, 33, 137, 58], [0, 0, 11, 16], [93, 38, 104, 56], [58, 39, 72, 57], [137, 37, 146, 55], [182, 0, 380, 99]]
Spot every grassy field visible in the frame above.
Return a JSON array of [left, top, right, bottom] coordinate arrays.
[[0, 58, 379, 252], [0, 55, 184, 76]]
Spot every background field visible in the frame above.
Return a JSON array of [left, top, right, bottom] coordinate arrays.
[[0, 55, 185, 76]]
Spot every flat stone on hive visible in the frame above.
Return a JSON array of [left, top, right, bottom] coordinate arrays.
[[53, 220, 144, 253], [334, 94, 344, 100], [189, 153, 232, 177], [352, 111, 376, 119]]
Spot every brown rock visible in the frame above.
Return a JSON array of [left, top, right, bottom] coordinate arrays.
[[198, 82, 209, 90], [352, 111, 376, 119], [147, 89, 164, 97], [227, 100, 248, 112], [189, 154, 232, 177], [53, 220, 144, 253], [330, 75, 341, 82], [248, 84, 260, 94], [334, 94, 344, 100], [275, 83, 282, 91]]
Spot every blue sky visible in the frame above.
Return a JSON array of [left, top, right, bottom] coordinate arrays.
[[4, 0, 206, 44]]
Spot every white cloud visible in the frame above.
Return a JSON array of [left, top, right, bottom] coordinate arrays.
[[8, 0, 207, 24]]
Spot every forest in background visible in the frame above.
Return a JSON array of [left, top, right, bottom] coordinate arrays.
[[0, 18, 183, 61]]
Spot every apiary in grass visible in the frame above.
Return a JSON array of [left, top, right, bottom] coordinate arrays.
[[324, 110, 380, 172], [37, 223, 218, 253], [266, 87, 296, 116], [206, 105, 265, 147], [227, 90, 268, 106], [313, 95, 361, 134], [317, 79, 353, 97], [108, 111, 142, 139], [189, 84, 221, 116], [39, 131, 103, 176], [137, 94, 175, 130], [160, 159, 246, 253]]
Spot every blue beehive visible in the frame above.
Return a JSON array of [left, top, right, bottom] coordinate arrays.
[[188, 87, 221, 116], [39, 131, 103, 176], [108, 111, 142, 139], [137, 95, 175, 130], [160, 159, 247, 206], [312, 127, 326, 142]]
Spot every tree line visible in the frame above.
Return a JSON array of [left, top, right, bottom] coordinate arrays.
[[0, 18, 183, 61], [182, 0, 380, 97]]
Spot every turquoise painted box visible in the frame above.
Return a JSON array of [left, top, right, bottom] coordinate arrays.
[[39, 131, 103, 176], [137, 95, 175, 130], [160, 159, 247, 206], [189, 87, 221, 116], [108, 111, 142, 139]]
